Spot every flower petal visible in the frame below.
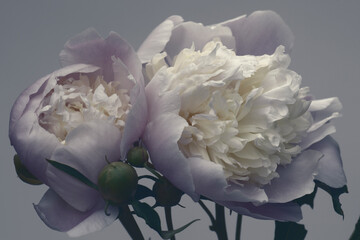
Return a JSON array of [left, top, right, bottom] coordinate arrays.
[[143, 113, 197, 200], [265, 150, 322, 203], [164, 21, 235, 62], [310, 136, 347, 188], [46, 120, 122, 211], [138, 15, 184, 64], [9, 64, 99, 184], [187, 157, 268, 203], [308, 97, 342, 132], [219, 201, 302, 222], [60, 28, 143, 85], [220, 10, 294, 56], [34, 189, 117, 236], [120, 82, 148, 159]]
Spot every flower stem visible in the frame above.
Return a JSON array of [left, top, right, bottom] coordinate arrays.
[[118, 205, 144, 240], [165, 206, 175, 240], [215, 204, 228, 240], [199, 200, 216, 227], [235, 214, 242, 240]]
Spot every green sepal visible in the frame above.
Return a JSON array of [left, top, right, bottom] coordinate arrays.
[[315, 180, 348, 218], [13, 155, 43, 185], [131, 200, 199, 239], [134, 185, 154, 201], [46, 159, 98, 190], [274, 221, 307, 240], [295, 185, 318, 208], [349, 216, 360, 240]]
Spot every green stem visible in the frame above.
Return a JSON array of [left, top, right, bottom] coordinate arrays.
[[118, 205, 144, 240], [199, 200, 216, 227], [215, 204, 228, 240], [165, 206, 175, 240], [235, 214, 242, 240]]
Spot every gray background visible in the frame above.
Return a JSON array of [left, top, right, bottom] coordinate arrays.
[[1, 0, 359, 239]]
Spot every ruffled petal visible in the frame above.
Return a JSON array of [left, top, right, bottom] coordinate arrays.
[[164, 21, 235, 62], [308, 97, 342, 132], [310, 136, 347, 188], [265, 150, 322, 203], [138, 15, 184, 64], [60, 28, 143, 85], [220, 10, 294, 56], [46, 120, 122, 211], [34, 189, 117, 236], [219, 201, 302, 222], [143, 113, 197, 200], [9, 64, 100, 184]]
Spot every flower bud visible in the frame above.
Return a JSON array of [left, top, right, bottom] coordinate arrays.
[[126, 147, 149, 168], [13, 155, 42, 185], [97, 162, 138, 205], [153, 179, 183, 207]]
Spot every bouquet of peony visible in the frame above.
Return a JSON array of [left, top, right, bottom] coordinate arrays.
[[9, 10, 352, 240]]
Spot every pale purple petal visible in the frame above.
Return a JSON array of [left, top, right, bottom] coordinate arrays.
[[310, 136, 347, 188], [47, 120, 122, 211], [220, 201, 302, 222], [138, 15, 184, 64], [187, 157, 268, 204], [34, 189, 117, 236], [9, 64, 100, 184], [145, 70, 182, 121], [143, 113, 197, 200], [308, 97, 342, 132], [301, 123, 336, 149], [60, 29, 143, 85], [265, 150, 322, 203], [220, 10, 294, 56], [164, 22, 235, 62], [120, 82, 148, 159]]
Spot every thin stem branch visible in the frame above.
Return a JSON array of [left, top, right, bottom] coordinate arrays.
[[199, 200, 216, 227], [118, 205, 144, 240], [235, 214, 242, 240], [215, 204, 228, 240], [165, 206, 175, 240]]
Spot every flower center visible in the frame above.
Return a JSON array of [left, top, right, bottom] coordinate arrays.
[[38, 74, 131, 142], [147, 41, 313, 186]]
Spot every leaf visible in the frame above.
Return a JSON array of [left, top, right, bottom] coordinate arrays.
[[274, 221, 307, 240], [134, 185, 154, 200], [295, 185, 318, 208], [14, 155, 43, 185], [160, 219, 200, 239], [349, 216, 360, 240], [315, 180, 348, 218], [131, 201, 199, 239], [46, 159, 98, 190]]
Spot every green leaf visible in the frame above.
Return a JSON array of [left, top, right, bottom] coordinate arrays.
[[160, 219, 200, 239], [295, 185, 318, 208], [349, 216, 360, 240], [46, 159, 98, 190], [14, 155, 43, 185], [315, 180, 348, 218], [134, 185, 154, 200], [274, 221, 307, 240], [131, 201, 199, 239]]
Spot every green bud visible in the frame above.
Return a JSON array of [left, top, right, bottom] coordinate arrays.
[[97, 162, 138, 205], [153, 179, 183, 207], [126, 147, 149, 168], [13, 155, 42, 185]]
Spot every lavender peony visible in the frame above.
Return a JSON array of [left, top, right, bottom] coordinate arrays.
[[9, 29, 147, 236], [139, 11, 346, 221]]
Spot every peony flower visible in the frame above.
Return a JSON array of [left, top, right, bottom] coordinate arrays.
[[9, 29, 147, 236], [140, 11, 346, 221]]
